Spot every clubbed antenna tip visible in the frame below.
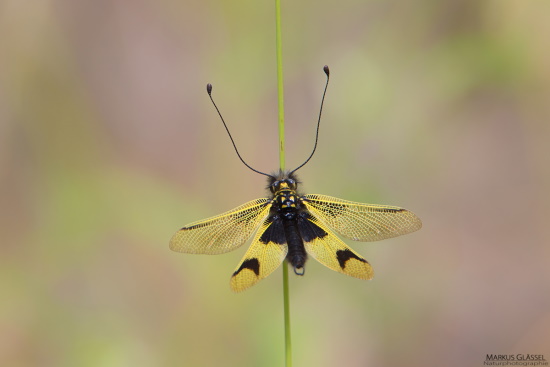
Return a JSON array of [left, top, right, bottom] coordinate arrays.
[[289, 64, 331, 175], [205, 81, 273, 179]]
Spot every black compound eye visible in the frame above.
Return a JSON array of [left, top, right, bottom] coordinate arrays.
[[287, 179, 296, 189], [270, 180, 280, 193]]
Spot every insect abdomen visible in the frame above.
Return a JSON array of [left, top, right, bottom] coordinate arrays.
[[283, 220, 307, 275]]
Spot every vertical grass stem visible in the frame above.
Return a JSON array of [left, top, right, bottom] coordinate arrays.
[[275, 1, 292, 366]]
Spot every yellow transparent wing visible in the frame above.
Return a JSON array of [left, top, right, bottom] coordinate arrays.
[[169, 198, 271, 254], [230, 218, 288, 292], [303, 215, 373, 280], [303, 194, 422, 242]]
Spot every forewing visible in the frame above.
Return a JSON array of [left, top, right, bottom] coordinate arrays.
[[169, 198, 271, 254], [300, 214, 374, 280], [303, 194, 422, 242], [230, 217, 288, 292]]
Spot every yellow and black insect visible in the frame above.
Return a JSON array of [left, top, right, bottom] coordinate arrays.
[[170, 66, 422, 292]]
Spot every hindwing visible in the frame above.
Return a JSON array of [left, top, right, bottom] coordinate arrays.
[[230, 216, 288, 292], [299, 213, 374, 280]]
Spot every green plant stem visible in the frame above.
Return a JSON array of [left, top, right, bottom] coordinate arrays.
[[275, 1, 292, 366], [282, 261, 291, 367], [275, 0, 285, 172]]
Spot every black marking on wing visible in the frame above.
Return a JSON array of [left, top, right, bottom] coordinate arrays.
[[297, 212, 328, 242], [182, 222, 210, 230], [336, 249, 367, 269], [233, 258, 260, 276], [259, 216, 285, 245]]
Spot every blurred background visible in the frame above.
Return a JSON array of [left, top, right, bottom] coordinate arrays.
[[1, 0, 549, 366]]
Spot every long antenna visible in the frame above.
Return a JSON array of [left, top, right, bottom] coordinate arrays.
[[289, 65, 330, 175], [207, 84, 273, 178]]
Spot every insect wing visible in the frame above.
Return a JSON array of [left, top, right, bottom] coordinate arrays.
[[170, 198, 271, 254], [230, 217, 288, 292], [303, 194, 422, 242], [300, 214, 374, 280]]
